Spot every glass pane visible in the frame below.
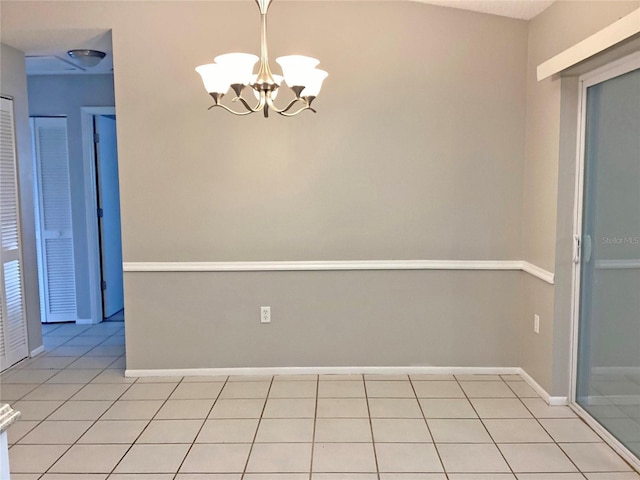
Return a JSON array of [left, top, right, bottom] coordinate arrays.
[[576, 66, 640, 457]]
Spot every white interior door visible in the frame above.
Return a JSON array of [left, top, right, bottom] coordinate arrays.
[[32, 117, 77, 323], [0, 96, 29, 371], [94, 115, 123, 318]]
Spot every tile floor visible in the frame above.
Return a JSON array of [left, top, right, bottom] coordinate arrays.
[[1, 321, 639, 479]]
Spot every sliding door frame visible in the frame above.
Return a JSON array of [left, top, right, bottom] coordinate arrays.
[[569, 51, 640, 471]]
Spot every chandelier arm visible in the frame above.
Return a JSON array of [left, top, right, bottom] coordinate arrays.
[[276, 105, 317, 117], [233, 95, 264, 113], [208, 103, 256, 116]]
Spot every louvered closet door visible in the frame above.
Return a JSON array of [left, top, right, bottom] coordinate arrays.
[[0, 97, 29, 371], [32, 117, 77, 323]]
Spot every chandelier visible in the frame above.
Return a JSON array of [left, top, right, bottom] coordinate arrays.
[[195, 0, 328, 118]]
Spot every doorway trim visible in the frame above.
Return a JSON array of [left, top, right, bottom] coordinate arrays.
[[569, 51, 640, 471], [80, 106, 116, 325]]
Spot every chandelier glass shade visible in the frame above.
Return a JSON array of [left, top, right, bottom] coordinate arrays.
[[195, 0, 327, 118]]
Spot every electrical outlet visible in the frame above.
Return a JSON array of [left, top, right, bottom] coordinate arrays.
[[534, 314, 540, 334], [261, 306, 271, 324]]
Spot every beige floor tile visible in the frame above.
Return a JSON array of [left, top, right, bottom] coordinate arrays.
[[72, 383, 131, 400], [7, 420, 39, 444], [507, 381, 540, 398], [419, 398, 478, 419], [255, 418, 315, 442], [153, 399, 213, 419], [318, 380, 365, 398], [501, 374, 524, 382], [23, 383, 84, 401], [19, 420, 92, 444], [413, 381, 465, 398], [209, 399, 266, 419], [471, 399, 533, 418], [319, 374, 363, 381], [368, 398, 423, 418], [50, 444, 129, 473], [560, 442, 633, 472], [515, 474, 586, 480], [170, 382, 224, 399], [312, 443, 376, 472], [273, 374, 317, 382], [317, 398, 369, 418], [67, 356, 119, 369], [268, 381, 317, 398], [428, 419, 492, 443], [137, 419, 204, 443], [376, 443, 444, 472], [180, 443, 252, 473], [47, 346, 94, 357], [49, 400, 113, 420], [315, 418, 373, 442], [448, 475, 516, 480], [4, 369, 59, 384], [90, 369, 136, 384], [41, 474, 108, 480], [437, 443, 511, 473], [9, 444, 70, 473], [498, 443, 578, 473], [379, 475, 448, 480], [313, 475, 378, 480], [12, 400, 65, 420], [114, 444, 190, 473], [101, 400, 163, 420], [136, 376, 184, 383], [455, 374, 504, 382], [247, 442, 312, 472], [584, 474, 640, 479], [86, 345, 125, 356], [63, 335, 106, 346], [79, 420, 149, 443], [460, 381, 516, 398], [175, 475, 240, 480], [0, 383, 37, 401], [410, 374, 456, 381], [182, 375, 228, 383], [106, 357, 127, 369], [196, 418, 259, 443], [23, 357, 75, 369], [46, 369, 103, 384], [371, 418, 432, 442], [366, 380, 415, 398], [483, 419, 553, 443], [219, 381, 271, 399], [539, 418, 603, 442], [227, 375, 272, 382], [521, 398, 577, 418], [262, 398, 316, 418], [120, 383, 178, 400], [364, 374, 409, 381]]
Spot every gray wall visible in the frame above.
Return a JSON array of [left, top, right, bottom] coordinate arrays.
[[0, 43, 43, 353], [27, 74, 115, 321]]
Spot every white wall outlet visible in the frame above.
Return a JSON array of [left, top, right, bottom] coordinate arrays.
[[534, 314, 540, 334], [261, 306, 271, 324]]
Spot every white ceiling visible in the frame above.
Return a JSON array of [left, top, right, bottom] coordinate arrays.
[[419, 0, 554, 20], [4, 1, 554, 76]]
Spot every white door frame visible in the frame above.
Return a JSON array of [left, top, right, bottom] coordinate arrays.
[[569, 51, 640, 471], [80, 106, 116, 325]]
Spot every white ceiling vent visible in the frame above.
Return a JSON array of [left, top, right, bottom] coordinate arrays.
[[26, 55, 85, 75]]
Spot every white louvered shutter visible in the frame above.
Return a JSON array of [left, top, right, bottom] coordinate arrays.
[[0, 97, 29, 371], [32, 117, 77, 323]]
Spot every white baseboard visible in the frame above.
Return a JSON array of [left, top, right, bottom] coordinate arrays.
[[126, 365, 521, 378], [76, 318, 98, 325], [30, 345, 45, 357], [519, 368, 568, 406]]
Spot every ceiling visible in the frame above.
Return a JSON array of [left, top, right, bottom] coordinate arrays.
[[5, 1, 553, 76]]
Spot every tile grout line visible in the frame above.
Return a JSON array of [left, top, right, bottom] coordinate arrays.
[[308, 374, 320, 480], [240, 375, 274, 479], [172, 374, 231, 480], [408, 374, 448, 478], [453, 374, 518, 477], [362, 374, 382, 479]]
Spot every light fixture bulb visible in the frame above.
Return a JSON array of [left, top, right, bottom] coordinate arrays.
[[300, 69, 328, 97], [214, 53, 259, 86], [195, 64, 232, 94], [276, 55, 320, 87]]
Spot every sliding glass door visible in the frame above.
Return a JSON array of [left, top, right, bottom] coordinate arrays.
[[575, 56, 640, 459]]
